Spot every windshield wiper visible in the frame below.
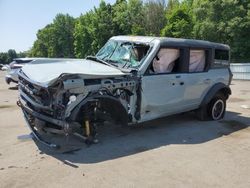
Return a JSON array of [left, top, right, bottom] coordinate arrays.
[[86, 56, 118, 68], [105, 59, 119, 67]]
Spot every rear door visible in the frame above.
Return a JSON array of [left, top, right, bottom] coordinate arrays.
[[181, 49, 213, 109]]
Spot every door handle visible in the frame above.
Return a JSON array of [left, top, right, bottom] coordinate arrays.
[[203, 79, 211, 84]]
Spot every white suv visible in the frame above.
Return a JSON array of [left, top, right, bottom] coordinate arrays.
[[18, 36, 232, 148]]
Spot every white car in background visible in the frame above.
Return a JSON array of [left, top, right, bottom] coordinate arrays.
[[1, 64, 8, 71], [5, 58, 36, 84], [1, 66, 8, 71]]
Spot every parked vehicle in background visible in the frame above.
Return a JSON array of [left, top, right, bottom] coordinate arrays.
[[5, 58, 36, 84], [1, 65, 9, 71], [1, 64, 9, 71], [17, 36, 232, 148]]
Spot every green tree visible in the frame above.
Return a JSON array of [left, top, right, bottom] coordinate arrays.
[[51, 14, 75, 57], [18, 51, 28, 58], [0, 52, 8, 64], [0, 49, 26, 64], [166, 0, 180, 12], [193, 0, 250, 61], [91, 1, 114, 53], [29, 0, 250, 62], [74, 1, 115, 58], [31, 14, 75, 58], [161, 3, 194, 38], [143, 0, 166, 36], [31, 24, 53, 57], [112, 0, 130, 35], [128, 0, 145, 35], [7, 49, 17, 63], [74, 11, 96, 58]]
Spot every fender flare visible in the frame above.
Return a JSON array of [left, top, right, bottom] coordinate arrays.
[[68, 94, 128, 126], [200, 83, 231, 107]]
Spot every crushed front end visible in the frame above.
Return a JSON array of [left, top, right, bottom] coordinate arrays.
[[18, 70, 138, 148]]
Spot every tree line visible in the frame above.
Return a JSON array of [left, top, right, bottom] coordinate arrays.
[[0, 50, 27, 65], [1, 0, 249, 64]]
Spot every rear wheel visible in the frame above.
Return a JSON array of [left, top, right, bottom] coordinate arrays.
[[209, 97, 225, 120], [197, 93, 226, 121]]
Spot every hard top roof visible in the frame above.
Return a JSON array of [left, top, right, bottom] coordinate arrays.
[[111, 36, 229, 50], [111, 36, 156, 43]]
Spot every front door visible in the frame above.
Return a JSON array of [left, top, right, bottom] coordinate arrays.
[[140, 73, 186, 122], [139, 47, 189, 122]]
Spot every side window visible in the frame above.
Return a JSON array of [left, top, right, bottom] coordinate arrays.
[[189, 49, 206, 72], [149, 48, 180, 74], [213, 49, 229, 68]]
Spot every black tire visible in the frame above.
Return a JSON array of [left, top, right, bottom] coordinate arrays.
[[196, 93, 226, 121], [208, 94, 226, 120]]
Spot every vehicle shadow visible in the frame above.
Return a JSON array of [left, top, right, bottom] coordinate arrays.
[[35, 111, 250, 165]]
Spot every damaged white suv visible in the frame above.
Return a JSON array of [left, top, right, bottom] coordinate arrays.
[[18, 36, 232, 148]]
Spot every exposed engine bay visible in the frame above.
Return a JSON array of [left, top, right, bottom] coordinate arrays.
[[16, 36, 155, 148], [18, 71, 140, 148]]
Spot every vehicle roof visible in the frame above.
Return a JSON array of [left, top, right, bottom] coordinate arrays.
[[111, 36, 230, 50], [111, 36, 156, 43]]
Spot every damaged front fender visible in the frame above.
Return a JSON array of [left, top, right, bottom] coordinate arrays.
[[69, 94, 129, 126]]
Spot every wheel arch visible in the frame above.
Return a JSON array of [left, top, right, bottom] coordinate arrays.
[[200, 83, 231, 107], [68, 95, 129, 126]]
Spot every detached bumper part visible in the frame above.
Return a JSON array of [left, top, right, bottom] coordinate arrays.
[[18, 99, 62, 149], [18, 98, 97, 148], [5, 77, 11, 84], [5, 76, 13, 84], [5, 75, 18, 84], [23, 110, 59, 149]]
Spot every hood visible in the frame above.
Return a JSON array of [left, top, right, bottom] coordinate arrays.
[[21, 59, 126, 85]]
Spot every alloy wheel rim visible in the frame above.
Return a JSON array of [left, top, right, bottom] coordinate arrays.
[[212, 99, 224, 120]]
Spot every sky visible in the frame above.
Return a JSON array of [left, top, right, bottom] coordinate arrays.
[[0, 0, 116, 52]]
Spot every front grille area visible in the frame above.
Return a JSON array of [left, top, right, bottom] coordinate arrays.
[[19, 74, 54, 117]]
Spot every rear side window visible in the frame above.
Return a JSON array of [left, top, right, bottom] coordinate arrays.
[[189, 50, 206, 72], [213, 50, 229, 68]]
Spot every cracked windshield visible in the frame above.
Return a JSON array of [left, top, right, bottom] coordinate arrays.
[[96, 40, 150, 69]]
